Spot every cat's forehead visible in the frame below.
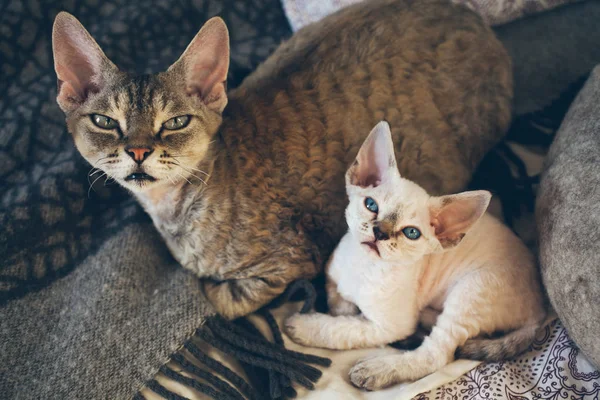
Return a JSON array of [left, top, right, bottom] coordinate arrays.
[[92, 73, 186, 116]]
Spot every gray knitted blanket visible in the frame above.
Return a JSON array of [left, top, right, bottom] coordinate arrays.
[[2, 0, 600, 399]]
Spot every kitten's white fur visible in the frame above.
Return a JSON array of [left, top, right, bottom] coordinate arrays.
[[284, 121, 545, 390]]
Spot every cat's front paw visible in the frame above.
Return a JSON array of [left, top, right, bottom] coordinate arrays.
[[284, 313, 318, 347], [349, 356, 400, 391]]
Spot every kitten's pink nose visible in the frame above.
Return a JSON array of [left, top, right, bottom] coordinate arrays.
[[125, 146, 153, 164]]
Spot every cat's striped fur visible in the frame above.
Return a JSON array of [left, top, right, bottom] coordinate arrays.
[[53, 0, 512, 318]]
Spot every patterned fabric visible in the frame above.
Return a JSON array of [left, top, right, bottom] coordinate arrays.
[[414, 320, 600, 400], [281, 0, 583, 31]]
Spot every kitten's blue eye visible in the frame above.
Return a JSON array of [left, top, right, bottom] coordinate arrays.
[[163, 115, 190, 130], [91, 114, 118, 130], [402, 226, 421, 240], [364, 197, 378, 213]]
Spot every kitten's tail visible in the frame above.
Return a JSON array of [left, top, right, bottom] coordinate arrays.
[[456, 311, 557, 362]]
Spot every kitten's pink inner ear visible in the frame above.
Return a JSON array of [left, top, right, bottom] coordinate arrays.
[[347, 121, 397, 187], [177, 17, 230, 113], [430, 191, 491, 248]]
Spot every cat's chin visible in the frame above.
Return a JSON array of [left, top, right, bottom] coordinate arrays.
[[124, 172, 156, 183], [120, 174, 161, 192]]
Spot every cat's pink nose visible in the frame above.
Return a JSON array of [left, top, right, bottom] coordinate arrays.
[[125, 147, 153, 164]]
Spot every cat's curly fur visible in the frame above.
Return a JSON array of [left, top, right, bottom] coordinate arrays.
[[53, 0, 512, 318]]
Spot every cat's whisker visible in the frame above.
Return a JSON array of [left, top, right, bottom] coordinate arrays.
[[174, 164, 208, 186], [183, 171, 207, 185], [99, 159, 120, 167], [104, 174, 116, 186], [88, 167, 102, 186], [173, 163, 206, 183], [88, 172, 107, 198], [175, 172, 193, 186], [185, 165, 210, 177], [174, 162, 210, 177], [95, 155, 113, 163]]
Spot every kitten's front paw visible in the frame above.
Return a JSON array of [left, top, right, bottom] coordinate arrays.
[[349, 356, 400, 391], [329, 300, 359, 316], [284, 313, 317, 347]]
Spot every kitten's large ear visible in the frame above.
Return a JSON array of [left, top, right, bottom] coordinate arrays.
[[52, 12, 117, 112], [346, 121, 398, 188], [169, 17, 230, 113], [429, 190, 491, 249]]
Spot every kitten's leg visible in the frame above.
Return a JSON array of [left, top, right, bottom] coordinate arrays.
[[391, 307, 437, 350], [349, 284, 484, 390], [284, 312, 417, 350], [419, 307, 440, 330], [326, 277, 359, 316], [203, 277, 286, 319]]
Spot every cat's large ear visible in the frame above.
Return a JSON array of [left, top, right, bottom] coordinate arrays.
[[429, 190, 491, 249], [346, 121, 398, 188], [52, 12, 117, 112], [169, 17, 230, 113]]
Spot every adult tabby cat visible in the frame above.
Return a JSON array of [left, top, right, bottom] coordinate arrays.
[[52, 0, 512, 318]]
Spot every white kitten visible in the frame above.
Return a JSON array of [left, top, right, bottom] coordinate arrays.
[[284, 121, 546, 391]]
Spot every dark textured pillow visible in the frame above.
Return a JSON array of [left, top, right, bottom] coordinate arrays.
[[536, 65, 600, 368]]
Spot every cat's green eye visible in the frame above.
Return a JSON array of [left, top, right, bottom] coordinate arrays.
[[364, 197, 378, 213], [163, 115, 191, 130], [91, 114, 119, 130], [402, 226, 421, 240]]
